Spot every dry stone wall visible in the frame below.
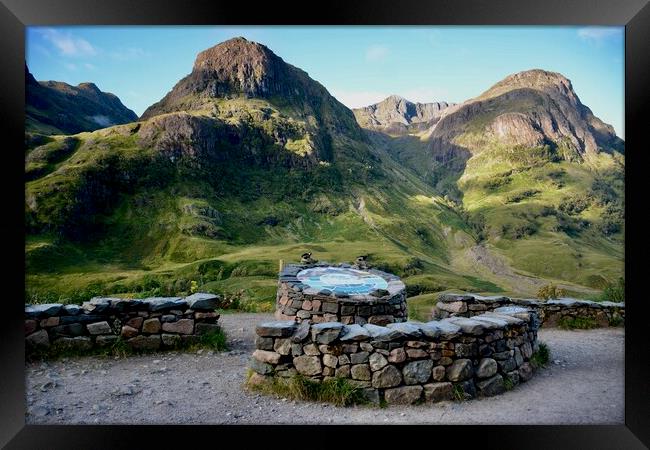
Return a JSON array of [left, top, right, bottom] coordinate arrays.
[[25, 293, 222, 354], [250, 307, 539, 405], [432, 293, 624, 327], [276, 263, 407, 325]]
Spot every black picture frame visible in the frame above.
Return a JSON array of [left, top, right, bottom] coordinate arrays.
[[2, 0, 648, 447]]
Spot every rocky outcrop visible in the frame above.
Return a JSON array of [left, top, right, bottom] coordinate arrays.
[[353, 95, 453, 134], [26, 64, 138, 135], [140, 37, 362, 144], [429, 69, 624, 159]]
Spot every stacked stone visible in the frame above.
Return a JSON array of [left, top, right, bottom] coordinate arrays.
[[276, 263, 407, 325], [250, 306, 539, 405], [25, 293, 221, 353], [432, 293, 625, 327]]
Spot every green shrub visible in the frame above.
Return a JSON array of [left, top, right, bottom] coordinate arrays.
[[608, 315, 624, 327], [557, 316, 598, 330], [558, 195, 590, 215], [530, 342, 550, 368], [505, 189, 540, 204], [598, 277, 624, 302]]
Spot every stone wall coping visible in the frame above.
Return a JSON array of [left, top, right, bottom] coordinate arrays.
[[256, 307, 535, 341], [437, 292, 624, 309], [25, 292, 222, 318]]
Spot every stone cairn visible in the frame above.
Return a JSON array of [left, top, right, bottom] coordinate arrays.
[[433, 293, 625, 327], [250, 306, 540, 405], [25, 293, 221, 353], [275, 262, 407, 325]]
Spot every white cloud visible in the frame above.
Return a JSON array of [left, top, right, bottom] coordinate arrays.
[[63, 62, 77, 71], [578, 27, 622, 43], [365, 45, 389, 62], [330, 89, 389, 109], [83, 63, 96, 70], [40, 28, 97, 57]]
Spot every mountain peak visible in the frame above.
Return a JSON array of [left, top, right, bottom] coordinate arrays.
[[479, 69, 576, 102], [353, 96, 452, 134], [384, 94, 407, 103], [193, 37, 275, 71]]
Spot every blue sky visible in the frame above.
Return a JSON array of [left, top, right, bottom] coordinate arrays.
[[26, 26, 625, 138]]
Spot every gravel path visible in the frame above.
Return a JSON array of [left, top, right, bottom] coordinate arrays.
[[25, 313, 624, 425]]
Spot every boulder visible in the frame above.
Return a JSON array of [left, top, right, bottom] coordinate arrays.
[[477, 374, 505, 396], [128, 335, 161, 351], [372, 365, 402, 388], [121, 325, 139, 339], [339, 324, 371, 341], [351, 364, 372, 381], [422, 321, 461, 339], [518, 362, 534, 382], [386, 322, 423, 338], [256, 321, 296, 337], [443, 317, 485, 335], [437, 301, 468, 313], [294, 355, 322, 376], [143, 297, 186, 312], [162, 319, 194, 335], [53, 336, 92, 351], [26, 329, 50, 348], [162, 334, 182, 347], [25, 303, 63, 319], [424, 382, 453, 402], [350, 351, 370, 364], [437, 293, 475, 303], [51, 323, 85, 337], [86, 321, 112, 335], [311, 322, 344, 344], [369, 352, 388, 371], [363, 324, 405, 341], [403, 360, 434, 385], [142, 318, 162, 334], [253, 350, 281, 364], [184, 293, 221, 311], [476, 358, 498, 378], [250, 358, 274, 375], [446, 359, 473, 382], [384, 386, 423, 405]]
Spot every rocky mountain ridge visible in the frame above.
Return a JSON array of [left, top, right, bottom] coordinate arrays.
[[353, 95, 453, 135], [26, 65, 138, 135]]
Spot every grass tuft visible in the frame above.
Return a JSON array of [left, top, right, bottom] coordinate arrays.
[[246, 374, 368, 407], [452, 384, 466, 402], [530, 341, 550, 369]]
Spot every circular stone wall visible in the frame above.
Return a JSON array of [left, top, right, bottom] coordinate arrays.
[[275, 263, 407, 325]]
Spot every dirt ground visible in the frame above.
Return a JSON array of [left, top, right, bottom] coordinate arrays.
[[24, 312, 624, 425]]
